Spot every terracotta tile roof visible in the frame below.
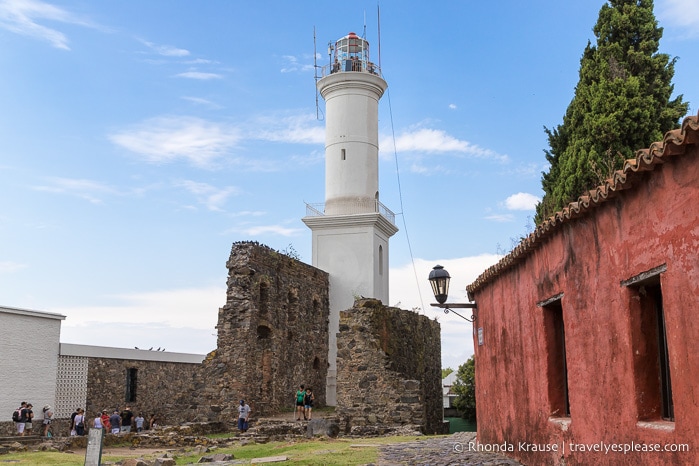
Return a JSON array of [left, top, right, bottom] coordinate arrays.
[[466, 112, 699, 298]]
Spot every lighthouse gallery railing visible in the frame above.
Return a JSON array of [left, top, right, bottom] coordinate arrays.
[[305, 200, 395, 225]]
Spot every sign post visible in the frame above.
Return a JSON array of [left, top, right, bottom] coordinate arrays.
[[84, 428, 104, 466]]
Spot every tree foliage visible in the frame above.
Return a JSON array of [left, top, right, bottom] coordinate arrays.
[[536, 0, 688, 223], [452, 355, 476, 421], [442, 367, 454, 379]]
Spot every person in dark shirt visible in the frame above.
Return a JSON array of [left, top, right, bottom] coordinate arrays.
[[15, 401, 27, 436], [120, 407, 134, 433], [70, 408, 79, 436], [23, 404, 34, 436]]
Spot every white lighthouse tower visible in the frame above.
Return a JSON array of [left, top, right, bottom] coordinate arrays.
[[303, 31, 398, 405]]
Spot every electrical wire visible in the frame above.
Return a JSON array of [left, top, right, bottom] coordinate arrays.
[[384, 80, 426, 314]]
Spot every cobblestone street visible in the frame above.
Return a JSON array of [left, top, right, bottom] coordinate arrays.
[[377, 432, 524, 466]]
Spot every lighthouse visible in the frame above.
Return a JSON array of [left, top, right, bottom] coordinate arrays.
[[303, 31, 398, 405]]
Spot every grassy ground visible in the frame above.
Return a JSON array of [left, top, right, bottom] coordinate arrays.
[[0, 434, 438, 465]]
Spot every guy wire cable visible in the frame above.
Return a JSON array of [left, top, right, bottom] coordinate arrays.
[[383, 78, 426, 315]]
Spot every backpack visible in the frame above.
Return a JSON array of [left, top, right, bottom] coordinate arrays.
[[12, 409, 21, 422]]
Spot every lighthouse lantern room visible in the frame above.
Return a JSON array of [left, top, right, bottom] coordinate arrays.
[[323, 31, 379, 76]]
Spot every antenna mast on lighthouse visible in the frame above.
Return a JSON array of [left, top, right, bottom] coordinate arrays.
[[313, 26, 324, 121]]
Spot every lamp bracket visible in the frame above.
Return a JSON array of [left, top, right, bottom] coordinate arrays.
[[430, 303, 477, 322]]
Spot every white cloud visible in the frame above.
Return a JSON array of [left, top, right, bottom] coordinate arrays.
[[485, 213, 515, 222], [0, 261, 27, 273], [448, 104, 457, 110], [139, 39, 190, 57], [280, 54, 315, 73], [0, 0, 95, 50], [381, 128, 509, 162], [56, 285, 224, 354], [229, 210, 266, 218], [504, 192, 540, 211], [32, 177, 118, 204], [175, 71, 223, 80], [176, 180, 239, 211], [252, 113, 324, 145], [109, 116, 242, 168], [658, 0, 699, 31], [54, 285, 223, 330], [184, 58, 217, 65], [389, 255, 502, 368], [233, 224, 304, 237], [60, 322, 216, 355], [181, 96, 222, 109]]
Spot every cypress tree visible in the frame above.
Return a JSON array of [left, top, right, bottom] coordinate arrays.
[[535, 0, 688, 223]]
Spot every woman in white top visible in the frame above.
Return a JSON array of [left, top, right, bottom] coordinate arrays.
[[93, 413, 103, 429], [74, 409, 86, 436]]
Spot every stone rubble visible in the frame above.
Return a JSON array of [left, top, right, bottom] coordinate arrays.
[[1, 422, 524, 465]]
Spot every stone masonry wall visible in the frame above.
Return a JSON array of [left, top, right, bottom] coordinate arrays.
[[86, 357, 201, 426], [336, 299, 444, 434], [198, 242, 329, 422]]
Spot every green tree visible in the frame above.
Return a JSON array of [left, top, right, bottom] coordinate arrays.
[[442, 367, 454, 379], [536, 0, 688, 223], [452, 355, 476, 422]]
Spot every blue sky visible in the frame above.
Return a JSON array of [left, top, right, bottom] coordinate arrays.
[[1, 0, 697, 370]]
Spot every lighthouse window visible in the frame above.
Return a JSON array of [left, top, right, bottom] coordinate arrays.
[[341, 149, 346, 160]]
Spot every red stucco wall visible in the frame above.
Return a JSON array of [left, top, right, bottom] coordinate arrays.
[[471, 147, 699, 465]]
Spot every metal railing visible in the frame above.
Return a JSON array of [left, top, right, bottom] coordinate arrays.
[[305, 200, 395, 225], [320, 59, 381, 78]]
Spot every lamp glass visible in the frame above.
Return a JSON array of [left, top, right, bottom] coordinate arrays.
[[428, 265, 450, 305]]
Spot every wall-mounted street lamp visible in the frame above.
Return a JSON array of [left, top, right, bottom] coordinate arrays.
[[428, 265, 477, 322]]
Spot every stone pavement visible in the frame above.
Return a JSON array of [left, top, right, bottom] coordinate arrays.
[[377, 432, 524, 466]]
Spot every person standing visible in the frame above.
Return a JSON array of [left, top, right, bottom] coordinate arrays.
[[304, 388, 315, 421], [70, 408, 79, 436], [93, 412, 103, 429], [120, 406, 133, 433], [100, 410, 111, 432], [14, 401, 27, 436], [134, 412, 145, 432], [109, 410, 121, 434], [74, 408, 86, 436], [42, 405, 54, 437], [237, 400, 251, 433], [295, 385, 305, 420], [24, 404, 34, 436]]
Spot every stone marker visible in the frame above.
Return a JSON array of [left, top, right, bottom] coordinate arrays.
[[84, 428, 104, 466]]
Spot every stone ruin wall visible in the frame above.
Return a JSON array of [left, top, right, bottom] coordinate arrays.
[[336, 299, 445, 435], [85, 357, 202, 427], [198, 242, 330, 422]]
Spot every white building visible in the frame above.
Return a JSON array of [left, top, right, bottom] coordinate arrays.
[[1, 305, 65, 421], [1, 305, 206, 427], [443, 371, 458, 409], [303, 31, 398, 406]]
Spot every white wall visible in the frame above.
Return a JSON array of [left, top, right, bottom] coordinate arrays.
[[0, 306, 65, 421]]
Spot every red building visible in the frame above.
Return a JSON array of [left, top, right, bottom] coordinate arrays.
[[466, 113, 699, 465]]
